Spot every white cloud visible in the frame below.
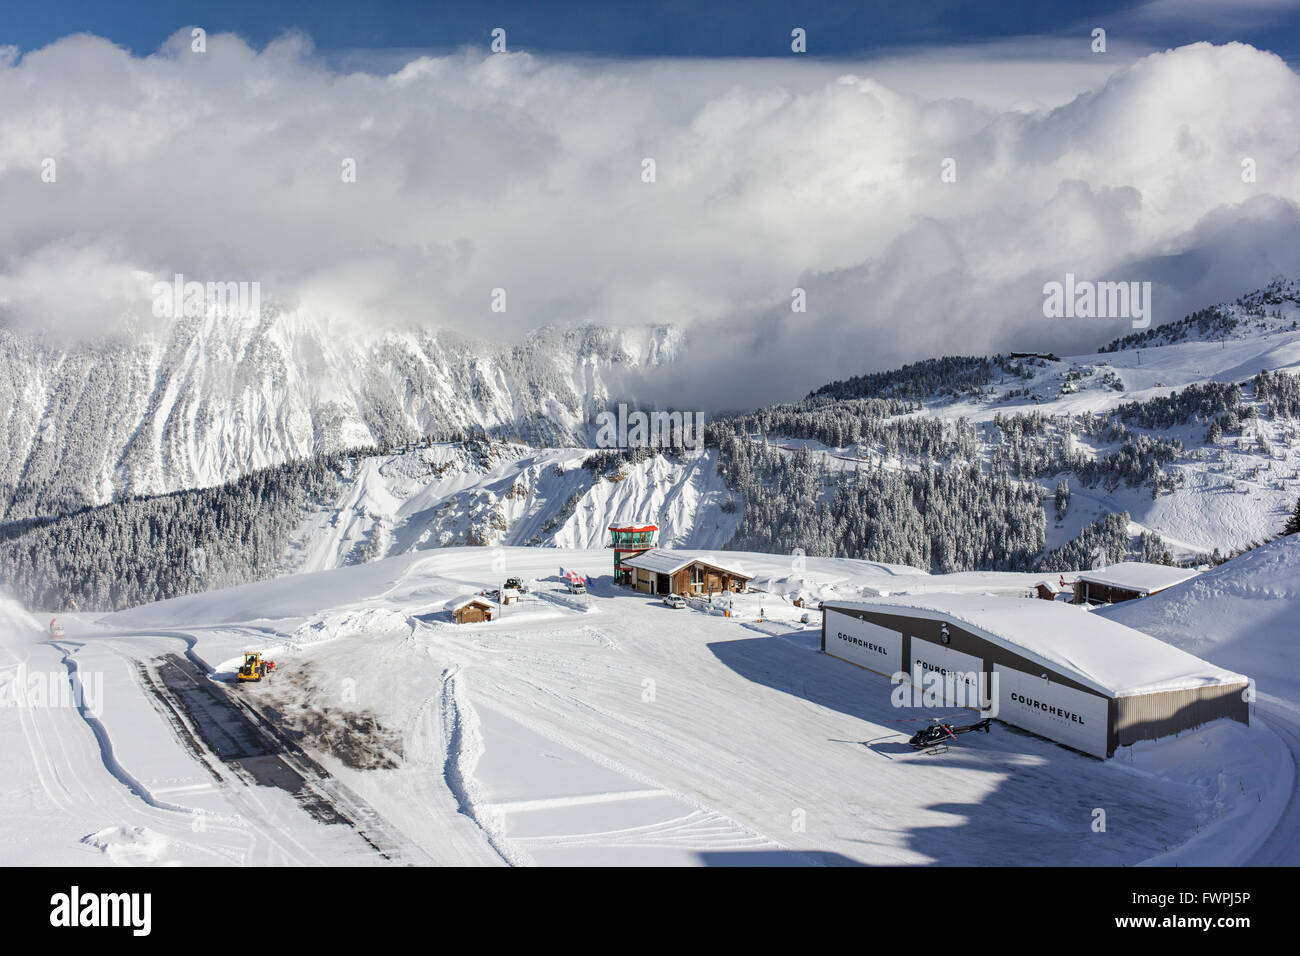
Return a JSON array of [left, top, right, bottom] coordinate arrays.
[[0, 31, 1297, 407]]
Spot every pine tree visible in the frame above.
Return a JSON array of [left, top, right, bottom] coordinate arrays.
[[1284, 496, 1300, 537]]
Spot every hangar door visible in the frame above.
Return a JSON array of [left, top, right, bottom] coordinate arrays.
[[823, 610, 902, 676], [910, 637, 987, 711], [994, 665, 1109, 758]]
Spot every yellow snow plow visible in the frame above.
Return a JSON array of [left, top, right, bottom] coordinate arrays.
[[236, 652, 276, 683]]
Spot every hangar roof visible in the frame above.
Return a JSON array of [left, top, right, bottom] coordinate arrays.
[[823, 593, 1246, 698]]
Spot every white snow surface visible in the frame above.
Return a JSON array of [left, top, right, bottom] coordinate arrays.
[[1097, 534, 1300, 865], [3, 544, 1292, 866]]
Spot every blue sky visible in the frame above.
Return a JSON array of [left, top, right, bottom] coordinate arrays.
[[4, 0, 1299, 60]]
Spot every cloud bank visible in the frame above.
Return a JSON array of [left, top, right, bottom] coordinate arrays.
[[0, 30, 1298, 408]]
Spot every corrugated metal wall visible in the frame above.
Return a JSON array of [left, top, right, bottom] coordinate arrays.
[[1112, 683, 1250, 750]]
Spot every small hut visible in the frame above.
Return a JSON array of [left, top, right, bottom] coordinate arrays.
[[449, 597, 495, 624]]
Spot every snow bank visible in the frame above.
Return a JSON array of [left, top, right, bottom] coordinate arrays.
[[291, 607, 412, 645]]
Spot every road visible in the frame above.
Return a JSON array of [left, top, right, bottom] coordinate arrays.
[[1246, 702, 1300, 866]]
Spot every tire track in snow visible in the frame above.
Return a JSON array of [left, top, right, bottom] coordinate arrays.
[[465, 678, 784, 856], [510, 808, 774, 852]]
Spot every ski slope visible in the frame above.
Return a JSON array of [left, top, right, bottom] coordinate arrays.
[[3, 545, 1290, 866]]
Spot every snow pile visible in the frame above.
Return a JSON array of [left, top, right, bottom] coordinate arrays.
[[81, 826, 176, 866], [291, 607, 412, 645]]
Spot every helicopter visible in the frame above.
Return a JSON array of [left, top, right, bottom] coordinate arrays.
[[907, 715, 992, 750]]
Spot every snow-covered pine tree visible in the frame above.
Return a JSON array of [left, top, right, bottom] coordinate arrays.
[[1284, 495, 1300, 536]]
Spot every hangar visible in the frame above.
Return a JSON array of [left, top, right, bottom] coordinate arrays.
[[821, 594, 1249, 758]]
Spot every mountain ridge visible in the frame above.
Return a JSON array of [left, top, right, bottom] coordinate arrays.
[[0, 309, 682, 522]]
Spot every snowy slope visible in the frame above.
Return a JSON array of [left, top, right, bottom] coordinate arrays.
[[765, 284, 1300, 559], [0, 312, 682, 522], [286, 302, 1299, 579], [3, 545, 1285, 866], [1100, 535, 1300, 706], [287, 443, 743, 573]]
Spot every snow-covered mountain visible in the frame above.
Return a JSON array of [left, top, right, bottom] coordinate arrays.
[[216, 278, 1300, 574], [287, 443, 742, 573], [0, 310, 682, 521], [729, 276, 1300, 560], [286, 272, 1300, 574], [5, 278, 1300, 614]]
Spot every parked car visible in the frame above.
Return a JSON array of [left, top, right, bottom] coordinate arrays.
[[505, 576, 529, 594], [566, 580, 587, 594], [663, 594, 686, 609]]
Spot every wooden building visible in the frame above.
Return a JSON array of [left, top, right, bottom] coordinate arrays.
[[1033, 578, 1074, 602], [619, 549, 753, 597], [448, 597, 495, 624], [1072, 563, 1198, 605]]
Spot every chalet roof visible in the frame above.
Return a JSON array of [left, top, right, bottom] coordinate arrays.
[[1033, 579, 1073, 593], [446, 595, 494, 613], [619, 548, 754, 580], [1074, 562, 1199, 595]]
